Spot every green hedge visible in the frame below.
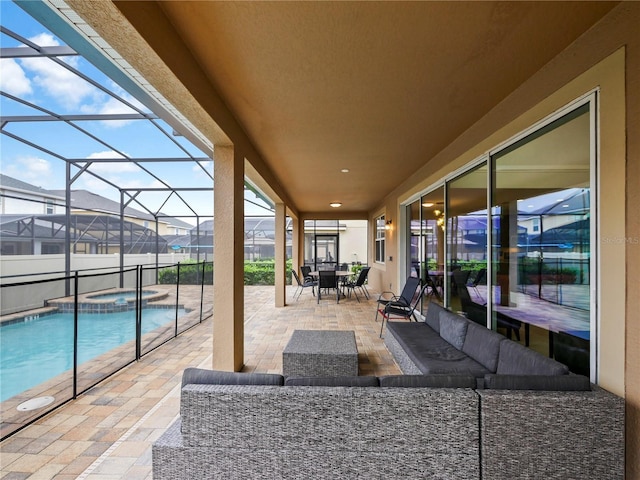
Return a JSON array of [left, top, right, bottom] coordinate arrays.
[[158, 260, 293, 286], [244, 259, 292, 285], [158, 261, 213, 285]]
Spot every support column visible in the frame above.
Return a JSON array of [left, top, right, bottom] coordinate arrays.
[[213, 145, 244, 371], [291, 215, 300, 277], [299, 218, 307, 268], [275, 203, 286, 307]]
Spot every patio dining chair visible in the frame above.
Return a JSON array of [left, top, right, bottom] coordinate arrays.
[[424, 271, 442, 302], [300, 265, 313, 283], [291, 270, 316, 301], [379, 283, 430, 337], [468, 268, 486, 300], [317, 270, 339, 303], [343, 266, 371, 302]]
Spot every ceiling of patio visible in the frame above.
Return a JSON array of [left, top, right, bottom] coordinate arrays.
[[109, 1, 614, 215]]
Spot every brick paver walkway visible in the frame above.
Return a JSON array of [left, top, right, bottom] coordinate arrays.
[[1, 285, 400, 479]]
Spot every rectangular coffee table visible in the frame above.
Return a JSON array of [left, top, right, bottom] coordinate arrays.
[[282, 330, 358, 377]]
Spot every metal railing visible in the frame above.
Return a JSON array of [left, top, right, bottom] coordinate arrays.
[[0, 261, 213, 440]]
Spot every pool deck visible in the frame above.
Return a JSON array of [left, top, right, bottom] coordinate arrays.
[[0, 285, 401, 479]]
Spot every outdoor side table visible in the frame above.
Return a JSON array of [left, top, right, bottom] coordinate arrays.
[[282, 330, 359, 377]]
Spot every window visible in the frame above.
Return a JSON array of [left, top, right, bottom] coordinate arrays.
[[46, 200, 54, 214], [447, 163, 487, 310], [402, 97, 595, 378], [41, 243, 60, 254], [375, 215, 385, 263], [491, 102, 592, 377]]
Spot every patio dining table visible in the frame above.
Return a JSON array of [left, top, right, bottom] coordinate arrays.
[[309, 270, 354, 303]]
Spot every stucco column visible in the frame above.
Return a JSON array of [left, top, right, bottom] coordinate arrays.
[[213, 145, 244, 371], [291, 215, 300, 277], [275, 203, 286, 307]]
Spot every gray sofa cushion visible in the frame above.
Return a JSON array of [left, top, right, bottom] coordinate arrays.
[[379, 374, 476, 388], [424, 302, 445, 332], [417, 356, 492, 377], [462, 322, 505, 372], [285, 376, 379, 387], [496, 341, 569, 375], [387, 320, 490, 377], [484, 374, 591, 391], [182, 368, 284, 387], [387, 321, 467, 362], [439, 309, 469, 350]]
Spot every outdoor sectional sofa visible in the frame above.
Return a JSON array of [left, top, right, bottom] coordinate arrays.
[[382, 302, 624, 478], [153, 367, 623, 479]]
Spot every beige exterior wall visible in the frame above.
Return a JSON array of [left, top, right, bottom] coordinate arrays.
[[337, 220, 368, 266], [369, 4, 638, 476]]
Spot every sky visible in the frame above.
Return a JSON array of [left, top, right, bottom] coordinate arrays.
[[0, 1, 272, 224]]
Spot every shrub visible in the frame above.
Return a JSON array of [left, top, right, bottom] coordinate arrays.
[[244, 259, 293, 285], [158, 262, 213, 285], [158, 259, 298, 286]]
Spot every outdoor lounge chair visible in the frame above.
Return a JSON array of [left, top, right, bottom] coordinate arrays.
[[378, 282, 430, 337], [375, 276, 421, 322]]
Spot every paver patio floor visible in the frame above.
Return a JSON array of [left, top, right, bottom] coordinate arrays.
[[1, 285, 401, 479]]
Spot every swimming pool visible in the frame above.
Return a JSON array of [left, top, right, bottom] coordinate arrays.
[[0, 308, 186, 402]]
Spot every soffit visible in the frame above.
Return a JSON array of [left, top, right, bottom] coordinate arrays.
[[117, 1, 615, 214]]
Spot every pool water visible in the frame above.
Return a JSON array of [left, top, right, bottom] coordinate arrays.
[[0, 308, 185, 402]]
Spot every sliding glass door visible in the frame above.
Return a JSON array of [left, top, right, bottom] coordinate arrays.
[[446, 164, 488, 316], [404, 97, 595, 377], [490, 102, 592, 375]]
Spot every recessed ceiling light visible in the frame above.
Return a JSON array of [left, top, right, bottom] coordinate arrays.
[[422, 202, 434, 208], [562, 204, 570, 208], [341, 169, 350, 173], [330, 202, 342, 208], [527, 205, 535, 208]]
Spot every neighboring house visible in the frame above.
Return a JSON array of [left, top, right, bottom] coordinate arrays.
[[0, 174, 65, 215], [193, 218, 368, 265], [47, 189, 194, 237], [0, 175, 191, 255], [0, 213, 99, 255]]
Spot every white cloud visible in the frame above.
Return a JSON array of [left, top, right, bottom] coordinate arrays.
[[119, 178, 165, 190], [192, 161, 213, 175], [86, 150, 127, 160], [98, 96, 138, 116], [78, 151, 169, 192], [28, 33, 60, 47], [94, 96, 138, 129], [83, 151, 140, 176], [79, 175, 110, 192], [0, 59, 33, 96], [77, 81, 149, 128], [3, 156, 53, 184], [18, 33, 99, 110], [11, 33, 150, 129]]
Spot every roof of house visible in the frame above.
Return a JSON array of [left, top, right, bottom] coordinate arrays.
[[0, 174, 65, 199], [47, 189, 194, 228]]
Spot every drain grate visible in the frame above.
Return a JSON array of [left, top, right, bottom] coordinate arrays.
[[17, 396, 55, 411]]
